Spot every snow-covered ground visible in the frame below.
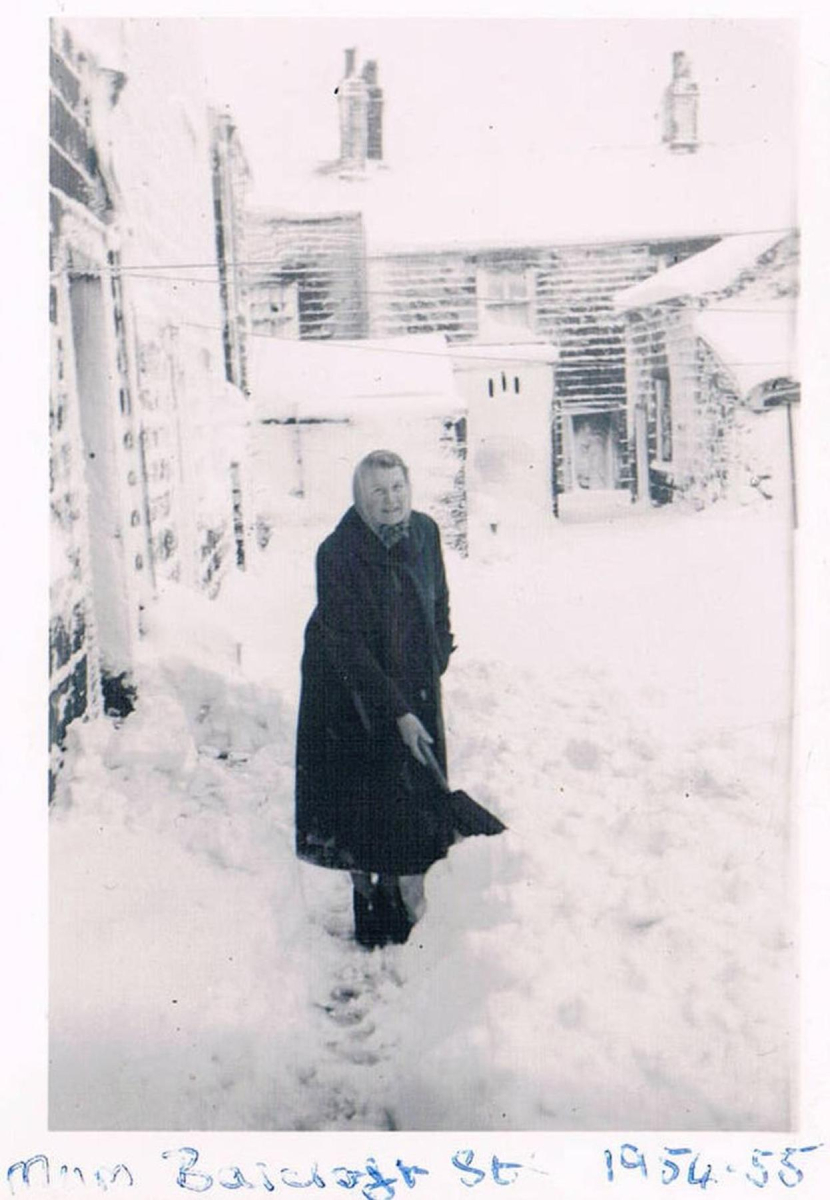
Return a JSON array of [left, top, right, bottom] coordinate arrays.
[[49, 496, 795, 1132]]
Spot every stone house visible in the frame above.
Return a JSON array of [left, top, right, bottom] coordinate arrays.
[[240, 42, 793, 520], [366, 235, 717, 517]]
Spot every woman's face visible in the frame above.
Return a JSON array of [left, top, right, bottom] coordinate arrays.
[[359, 465, 411, 526]]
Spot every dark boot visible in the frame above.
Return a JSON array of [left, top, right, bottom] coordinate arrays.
[[376, 879, 414, 945], [352, 884, 389, 950]]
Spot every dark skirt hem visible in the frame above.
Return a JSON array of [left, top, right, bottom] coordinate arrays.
[[295, 829, 453, 877]]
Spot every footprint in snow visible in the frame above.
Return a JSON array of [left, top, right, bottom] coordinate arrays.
[[316, 958, 404, 1071], [315, 1000, 366, 1027], [326, 1040, 382, 1066]]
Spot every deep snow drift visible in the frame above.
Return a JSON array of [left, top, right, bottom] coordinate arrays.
[[49, 500, 795, 1132]]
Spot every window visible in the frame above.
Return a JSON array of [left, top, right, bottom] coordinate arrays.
[[653, 369, 673, 463], [476, 265, 535, 340]]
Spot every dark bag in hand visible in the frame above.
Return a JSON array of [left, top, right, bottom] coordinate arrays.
[[419, 742, 507, 838]]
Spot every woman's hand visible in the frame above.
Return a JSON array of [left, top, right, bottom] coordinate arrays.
[[396, 713, 433, 765]]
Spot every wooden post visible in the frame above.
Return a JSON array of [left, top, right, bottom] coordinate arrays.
[[786, 400, 798, 529], [634, 403, 651, 507]]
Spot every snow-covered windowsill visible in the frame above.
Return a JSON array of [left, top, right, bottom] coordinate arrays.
[[650, 460, 675, 476]]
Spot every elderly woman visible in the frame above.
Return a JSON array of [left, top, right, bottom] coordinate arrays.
[[295, 450, 457, 948]]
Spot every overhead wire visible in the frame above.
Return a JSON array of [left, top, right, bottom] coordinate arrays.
[[48, 223, 798, 278], [173, 317, 794, 373], [51, 220, 797, 369], [49, 266, 799, 319], [49, 268, 800, 317]]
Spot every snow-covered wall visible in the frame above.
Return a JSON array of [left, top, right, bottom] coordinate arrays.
[[50, 24, 139, 768], [76, 18, 251, 592], [50, 18, 254, 769], [246, 335, 467, 554], [452, 352, 555, 553], [210, 108, 251, 392]]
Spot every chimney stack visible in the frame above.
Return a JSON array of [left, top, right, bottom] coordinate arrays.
[[336, 48, 384, 173], [362, 60, 383, 161], [662, 50, 699, 154]]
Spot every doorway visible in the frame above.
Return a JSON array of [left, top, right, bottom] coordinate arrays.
[[565, 412, 617, 491]]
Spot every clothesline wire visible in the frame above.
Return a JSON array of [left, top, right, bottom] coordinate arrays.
[[52, 268, 800, 316], [48, 223, 798, 276], [174, 317, 795, 372], [52, 271, 663, 304], [178, 321, 558, 363]]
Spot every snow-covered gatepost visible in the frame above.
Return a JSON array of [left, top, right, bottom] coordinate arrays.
[[614, 231, 799, 515], [449, 341, 558, 555], [49, 18, 254, 773], [210, 106, 252, 396]]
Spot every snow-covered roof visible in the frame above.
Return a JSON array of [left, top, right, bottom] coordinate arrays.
[[613, 231, 790, 310], [696, 299, 798, 397], [247, 334, 462, 420], [254, 142, 796, 256], [65, 19, 797, 259]]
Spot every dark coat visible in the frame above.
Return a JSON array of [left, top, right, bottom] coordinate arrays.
[[295, 507, 456, 875]]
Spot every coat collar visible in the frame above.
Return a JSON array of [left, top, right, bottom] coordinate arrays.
[[330, 507, 440, 666], [336, 506, 426, 566]]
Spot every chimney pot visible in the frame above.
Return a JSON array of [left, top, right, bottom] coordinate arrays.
[[672, 50, 691, 81], [344, 47, 356, 77], [663, 50, 699, 153]]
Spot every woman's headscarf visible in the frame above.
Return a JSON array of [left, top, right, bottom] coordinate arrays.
[[353, 450, 412, 548]]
